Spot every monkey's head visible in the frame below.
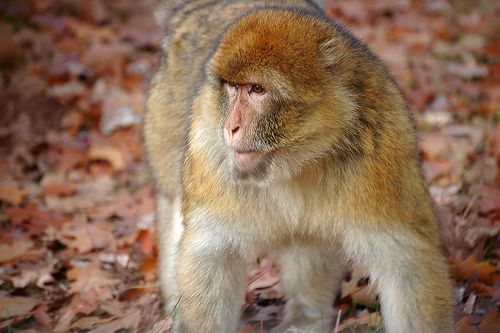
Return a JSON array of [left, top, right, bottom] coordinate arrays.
[[206, 10, 359, 184]]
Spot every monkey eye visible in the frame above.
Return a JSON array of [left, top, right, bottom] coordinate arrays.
[[250, 85, 264, 94]]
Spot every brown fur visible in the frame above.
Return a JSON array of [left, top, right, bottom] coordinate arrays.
[[144, 1, 454, 332]]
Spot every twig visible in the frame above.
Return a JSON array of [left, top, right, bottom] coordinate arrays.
[[247, 272, 265, 287], [334, 309, 342, 333], [156, 296, 182, 333]]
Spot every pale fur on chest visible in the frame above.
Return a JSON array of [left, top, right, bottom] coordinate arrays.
[[186, 110, 351, 258]]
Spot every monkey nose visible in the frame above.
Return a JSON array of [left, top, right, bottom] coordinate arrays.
[[223, 125, 242, 146], [231, 125, 240, 136]]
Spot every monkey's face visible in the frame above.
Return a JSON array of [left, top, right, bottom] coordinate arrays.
[[221, 82, 273, 178], [206, 11, 355, 184], [210, 71, 330, 184], [217, 77, 309, 183]]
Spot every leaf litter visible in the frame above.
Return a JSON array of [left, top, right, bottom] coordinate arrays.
[[0, 0, 499, 332]]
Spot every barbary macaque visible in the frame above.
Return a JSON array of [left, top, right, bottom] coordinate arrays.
[[144, 0, 454, 332]]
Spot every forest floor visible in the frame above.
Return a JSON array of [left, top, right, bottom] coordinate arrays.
[[0, 0, 499, 332]]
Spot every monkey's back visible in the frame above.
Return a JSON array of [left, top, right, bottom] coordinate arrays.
[[144, 0, 323, 196]]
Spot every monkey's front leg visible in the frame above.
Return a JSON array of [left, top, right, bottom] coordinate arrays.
[[176, 226, 246, 333]]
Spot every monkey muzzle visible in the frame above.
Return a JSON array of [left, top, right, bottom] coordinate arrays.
[[233, 149, 264, 171]]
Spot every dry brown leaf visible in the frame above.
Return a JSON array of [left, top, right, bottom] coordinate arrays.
[[0, 240, 33, 263], [41, 173, 77, 197], [0, 23, 24, 67], [67, 260, 119, 300], [89, 145, 125, 171], [33, 304, 53, 331], [41, 145, 88, 172], [479, 311, 500, 333], [471, 282, 496, 297], [69, 315, 115, 331], [0, 292, 40, 319], [5, 203, 66, 237], [11, 258, 58, 289], [455, 316, 478, 333], [150, 317, 173, 333], [0, 185, 26, 205], [106, 126, 144, 163], [139, 257, 157, 282], [53, 294, 97, 333], [337, 309, 381, 331], [453, 254, 499, 284], [118, 287, 156, 302], [87, 309, 141, 333], [478, 197, 500, 215], [57, 217, 115, 253], [11, 270, 38, 288], [136, 229, 155, 257]]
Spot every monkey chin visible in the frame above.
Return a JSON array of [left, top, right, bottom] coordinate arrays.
[[229, 150, 272, 185], [229, 151, 302, 186]]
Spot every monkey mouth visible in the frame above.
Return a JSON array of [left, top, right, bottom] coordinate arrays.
[[233, 149, 265, 171], [231, 149, 271, 182]]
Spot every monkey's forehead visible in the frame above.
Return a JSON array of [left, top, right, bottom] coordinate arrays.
[[208, 10, 333, 92]]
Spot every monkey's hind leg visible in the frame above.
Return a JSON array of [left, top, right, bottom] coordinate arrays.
[[271, 246, 344, 333], [156, 194, 184, 319]]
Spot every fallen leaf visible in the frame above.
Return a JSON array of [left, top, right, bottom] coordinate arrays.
[[99, 300, 126, 316], [67, 259, 119, 300], [57, 217, 115, 253], [87, 309, 141, 333], [139, 257, 157, 282], [11, 269, 38, 288], [0, 240, 33, 263], [136, 229, 155, 257], [0, 23, 24, 68], [337, 309, 381, 331], [48, 81, 87, 99], [69, 315, 115, 331], [479, 311, 500, 333], [0, 185, 26, 206], [99, 87, 140, 135], [5, 203, 66, 237], [41, 173, 77, 197], [0, 292, 40, 319], [149, 317, 173, 333], [453, 254, 499, 284], [471, 282, 496, 297], [53, 294, 96, 333], [118, 287, 156, 302], [478, 197, 500, 215], [448, 56, 489, 79], [89, 145, 125, 171], [455, 316, 477, 333], [33, 304, 53, 331]]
